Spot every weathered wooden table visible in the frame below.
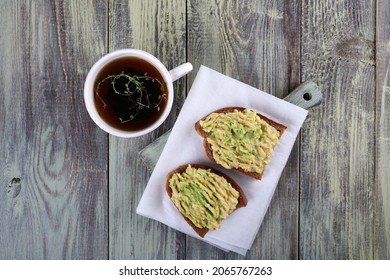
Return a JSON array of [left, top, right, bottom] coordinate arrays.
[[1, 0, 389, 260]]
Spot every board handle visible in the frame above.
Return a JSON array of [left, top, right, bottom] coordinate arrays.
[[283, 80, 322, 109], [139, 81, 322, 171]]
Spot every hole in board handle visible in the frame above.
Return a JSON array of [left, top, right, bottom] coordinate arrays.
[[303, 92, 312, 101]]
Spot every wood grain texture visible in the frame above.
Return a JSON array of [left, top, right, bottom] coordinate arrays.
[[0, 0, 108, 259], [300, 0, 376, 259], [1, 0, 388, 261], [375, 0, 390, 259], [108, 0, 187, 259], [186, 0, 301, 259]]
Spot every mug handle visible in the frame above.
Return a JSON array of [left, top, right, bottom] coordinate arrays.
[[169, 62, 193, 82]]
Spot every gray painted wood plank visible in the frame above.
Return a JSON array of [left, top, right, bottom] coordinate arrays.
[[1, 0, 384, 261], [300, 0, 375, 259], [375, 0, 390, 259], [186, 0, 301, 259], [108, 0, 187, 260], [0, 0, 108, 259]]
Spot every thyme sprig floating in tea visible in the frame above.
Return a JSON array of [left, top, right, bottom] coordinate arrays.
[[95, 72, 167, 123]]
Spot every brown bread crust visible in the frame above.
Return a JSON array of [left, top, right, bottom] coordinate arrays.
[[166, 164, 247, 238], [195, 107, 287, 180]]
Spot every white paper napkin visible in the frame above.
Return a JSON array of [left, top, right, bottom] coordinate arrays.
[[136, 66, 308, 255]]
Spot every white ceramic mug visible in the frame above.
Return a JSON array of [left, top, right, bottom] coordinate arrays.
[[84, 49, 193, 137]]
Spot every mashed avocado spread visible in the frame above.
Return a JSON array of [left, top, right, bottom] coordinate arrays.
[[169, 165, 239, 230], [199, 109, 280, 174]]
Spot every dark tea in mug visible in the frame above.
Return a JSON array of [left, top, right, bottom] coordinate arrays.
[[94, 56, 168, 131]]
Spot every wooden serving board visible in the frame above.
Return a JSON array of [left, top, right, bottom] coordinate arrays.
[[139, 80, 322, 171]]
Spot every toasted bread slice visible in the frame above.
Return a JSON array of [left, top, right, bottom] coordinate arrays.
[[195, 107, 286, 180], [166, 164, 247, 238]]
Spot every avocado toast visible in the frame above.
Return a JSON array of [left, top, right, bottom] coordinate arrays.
[[195, 107, 286, 180], [166, 164, 247, 238]]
